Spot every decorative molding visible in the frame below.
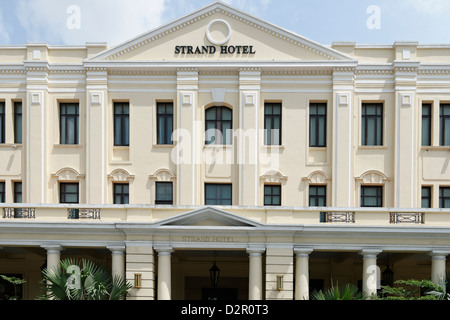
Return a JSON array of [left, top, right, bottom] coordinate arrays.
[[52, 167, 85, 181], [356, 170, 390, 184], [260, 170, 288, 184], [302, 171, 330, 184], [400, 93, 413, 107], [337, 93, 350, 107], [149, 169, 176, 182], [211, 88, 227, 105], [108, 169, 135, 182]]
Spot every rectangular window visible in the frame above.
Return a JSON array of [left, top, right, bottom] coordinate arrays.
[[440, 104, 450, 146], [155, 182, 173, 205], [114, 102, 130, 146], [361, 186, 383, 207], [0, 182, 4, 203], [60, 103, 79, 145], [157, 102, 174, 145], [113, 183, 129, 205], [14, 182, 22, 203], [14, 102, 22, 144], [309, 186, 327, 207], [264, 185, 281, 206], [362, 103, 383, 146], [264, 103, 282, 146], [60, 183, 79, 204], [440, 187, 450, 209], [205, 184, 232, 206], [422, 186, 432, 209], [422, 104, 432, 146], [0, 102, 4, 144], [310, 103, 327, 147]]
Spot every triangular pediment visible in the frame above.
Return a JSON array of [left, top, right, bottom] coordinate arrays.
[[158, 207, 262, 228], [88, 1, 354, 63]]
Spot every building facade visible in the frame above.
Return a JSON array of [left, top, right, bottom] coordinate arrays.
[[1, 2, 450, 300]]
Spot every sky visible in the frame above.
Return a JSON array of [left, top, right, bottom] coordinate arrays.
[[0, 0, 450, 47]]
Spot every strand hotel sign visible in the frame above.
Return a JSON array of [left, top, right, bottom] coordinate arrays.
[[174, 19, 256, 55]]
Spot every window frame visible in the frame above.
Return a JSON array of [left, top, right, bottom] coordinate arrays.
[[361, 186, 383, 208], [422, 103, 432, 147], [157, 102, 174, 145], [205, 183, 232, 206], [14, 182, 22, 203], [113, 183, 129, 205], [114, 102, 130, 147], [205, 106, 233, 145], [0, 181, 5, 203], [440, 187, 450, 209], [421, 186, 432, 209], [361, 103, 383, 146], [264, 103, 282, 146], [440, 104, 450, 146], [59, 103, 80, 145], [264, 185, 281, 206], [309, 103, 327, 148], [309, 185, 327, 207], [14, 101, 22, 144], [0, 102, 5, 144], [155, 182, 174, 205], [60, 183, 79, 204]]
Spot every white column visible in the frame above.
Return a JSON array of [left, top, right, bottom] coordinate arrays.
[[108, 246, 126, 280], [430, 252, 448, 285], [294, 248, 313, 300], [247, 248, 264, 300], [360, 249, 381, 298], [156, 248, 173, 300], [42, 245, 63, 272]]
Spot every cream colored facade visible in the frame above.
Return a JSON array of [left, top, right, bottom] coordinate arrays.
[[1, 2, 450, 300]]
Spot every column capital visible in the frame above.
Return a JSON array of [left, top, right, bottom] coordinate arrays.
[[41, 244, 63, 254], [430, 251, 449, 260], [294, 247, 313, 258], [155, 247, 174, 256], [107, 245, 126, 255], [247, 247, 265, 257], [360, 249, 382, 259]]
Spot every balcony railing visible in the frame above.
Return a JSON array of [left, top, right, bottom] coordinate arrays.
[[320, 212, 355, 223], [3, 208, 36, 219], [67, 208, 101, 220], [390, 212, 425, 224]]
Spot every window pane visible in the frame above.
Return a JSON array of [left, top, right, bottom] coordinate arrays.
[[14, 102, 22, 144], [361, 186, 382, 207], [422, 187, 431, 209], [205, 184, 231, 205], [0, 182, 4, 203], [156, 182, 173, 204]]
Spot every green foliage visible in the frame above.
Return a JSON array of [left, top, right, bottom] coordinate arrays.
[[311, 283, 369, 300], [379, 279, 441, 300], [41, 258, 131, 300], [0, 275, 26, 300]]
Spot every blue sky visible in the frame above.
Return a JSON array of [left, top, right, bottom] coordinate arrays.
[[0, 0, 450, 47]]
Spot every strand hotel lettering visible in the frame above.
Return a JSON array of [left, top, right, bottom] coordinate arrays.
[[175, 45, 256, 55]]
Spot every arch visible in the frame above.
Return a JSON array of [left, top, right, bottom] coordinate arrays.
[[260, 170, 288, 184], [302, 171, 329, 184], [52, 167, 84, 181], [356, 170, 389, 184], [205, 105, 233, 145], [108, 168, 135, 182], [149, 169, 176, 182]]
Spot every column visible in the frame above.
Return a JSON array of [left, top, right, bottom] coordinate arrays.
[[247, 248, 264, 300], [42, 245, 63, 272], [239, 68, 261, 206], [360, 249, 381, 298], [393, 57, 419, 208], [294, 248, 313, 300], [108, 246, 125, 280], [332, 66, 356, 207], [156, 248, 173, 300], [126, 243, 155, 300], [430, 251, 448, 285]]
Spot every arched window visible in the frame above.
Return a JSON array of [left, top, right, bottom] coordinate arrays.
[[205, 106, 233, 145]]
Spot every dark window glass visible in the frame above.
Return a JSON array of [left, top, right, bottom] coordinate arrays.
[[362, 103, 383, 146], [422, 104, 432, 146], [0, 182, 4, 203], [14, 182, 22, 203], [422, 186, 432, 209], [309, 186, 327, 207], [157, 102, 174, 145], [60, 183, 79, 204], [440, 187, 450, 209], [114, 183, 129, 205], [440, 104, 450, 146], [0, 102, 4, 144], [205, 184, 232, 206], [60, 103, 79, 145], [310, 103, 327, 147], [14, 102, 22, 144], [361, 186, 383, 207], [205, 106, 233, 145], [114, 102, 130, 146], [264, 185, 281, 206], [155, 182, 173, 205], [264, 103, 282, 145]]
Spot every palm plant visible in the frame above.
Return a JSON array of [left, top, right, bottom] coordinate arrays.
[[311, 283, 369, 300], [41, 258, 131, 300]]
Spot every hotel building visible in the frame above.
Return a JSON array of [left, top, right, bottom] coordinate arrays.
[[1, 2, 450, 300]]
